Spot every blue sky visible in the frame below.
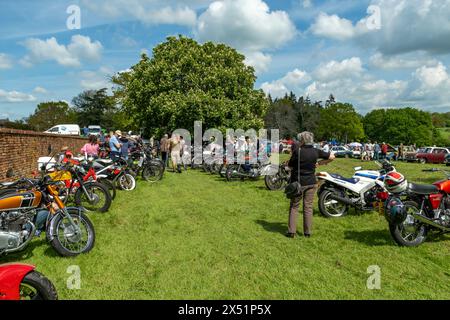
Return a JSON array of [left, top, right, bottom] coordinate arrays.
[[1, 0, 450, 121]]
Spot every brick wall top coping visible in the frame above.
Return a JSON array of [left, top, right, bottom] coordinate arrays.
[[0, 128, 88, 140]]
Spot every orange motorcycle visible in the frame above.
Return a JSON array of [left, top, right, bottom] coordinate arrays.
[[0, 173, 95, 257]]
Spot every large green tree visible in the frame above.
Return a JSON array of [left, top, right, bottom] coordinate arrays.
[[363, 107, 443, 146], [317, 102, 365, 142], [27, 101, 77, 131], [112, 36, 269, 136], [72, 88, 118, 130]]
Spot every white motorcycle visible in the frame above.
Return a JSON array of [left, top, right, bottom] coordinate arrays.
[[316, 160, 396, 218]]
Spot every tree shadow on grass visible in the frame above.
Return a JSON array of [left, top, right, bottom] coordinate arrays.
[[344, 229, 393, 247], [255, 220, 286, 236]]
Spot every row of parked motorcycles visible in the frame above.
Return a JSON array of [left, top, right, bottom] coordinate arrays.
[[0, 141, 164, 300], [204, 155, 450, 248]]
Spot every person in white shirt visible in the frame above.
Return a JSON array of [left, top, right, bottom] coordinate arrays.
[[322, 142, 330, 153]]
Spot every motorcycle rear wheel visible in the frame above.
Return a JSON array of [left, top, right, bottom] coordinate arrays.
[[97, 178, 116, 200], [389, 201, 428, 247], [318, 189, 349, 218], [20, 271, 58, 300]]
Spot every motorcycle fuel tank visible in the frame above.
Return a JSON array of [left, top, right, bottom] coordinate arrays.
[[0, 192, 42, 211], [434, 179, 450, 194]]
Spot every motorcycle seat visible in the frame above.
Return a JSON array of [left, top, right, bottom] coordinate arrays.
[[330, 174, 360, 184], [408, 183, 439, 195]]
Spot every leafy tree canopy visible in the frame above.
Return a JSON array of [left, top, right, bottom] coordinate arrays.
[[27, 101, 77, 131], [112, 36, 269, 137]]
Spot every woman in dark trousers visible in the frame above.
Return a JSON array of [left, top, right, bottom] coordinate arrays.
[[286, 132, 335, 238]]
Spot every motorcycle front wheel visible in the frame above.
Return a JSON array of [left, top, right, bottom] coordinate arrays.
[[19, 271, 58, 300], [142, 164, 164, 182], [318, 189, 349, 218], [389, 201, 428, 247], [74, 182, 112, 213], [264, 173, 286, 191], [48, 210, 95, 257], [117, 173, 136, 191]]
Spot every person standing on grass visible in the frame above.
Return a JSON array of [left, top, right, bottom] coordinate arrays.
[[109, 130, 122, 162], [286, 131, 335, 239], [119, 133, 130, 161], [181, 136, 191, 171], [170, 134, 182, 173], [160, 134, 169, 168], [381, 142, 388, 160], [81, 135, 100, 158]]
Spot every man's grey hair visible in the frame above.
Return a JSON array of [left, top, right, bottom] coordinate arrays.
[[297, 131, 314, 145]]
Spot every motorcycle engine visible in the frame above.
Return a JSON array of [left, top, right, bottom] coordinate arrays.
[[0, 210, 32, 252]]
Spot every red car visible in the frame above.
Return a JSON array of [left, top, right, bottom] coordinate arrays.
[[416, 147, 450, 164]]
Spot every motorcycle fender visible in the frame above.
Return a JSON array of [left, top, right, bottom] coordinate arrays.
[[47, 207, 84, 241], [0, 263, 35, 300], [96, 174, 108, 179], [260, 164, 278, 176]]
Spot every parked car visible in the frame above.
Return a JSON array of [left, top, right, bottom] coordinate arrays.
[[330, 146, 353, 158], [416, 147, 450, 164], [445, 153, 450, 166], [350, 147, 361, 158], [403, 146, 418, 162], [88, 125, 102, 136], [44, 124, 80, 136]]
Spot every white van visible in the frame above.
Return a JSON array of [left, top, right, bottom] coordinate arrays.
[[45, 124, 81, 136], [88, 125, 102, 136]]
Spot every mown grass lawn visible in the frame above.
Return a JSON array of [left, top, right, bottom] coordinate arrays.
[[3, 158, 450, 300]]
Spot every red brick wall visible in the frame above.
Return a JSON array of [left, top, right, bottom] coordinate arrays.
[[0, 128, 87, 182]]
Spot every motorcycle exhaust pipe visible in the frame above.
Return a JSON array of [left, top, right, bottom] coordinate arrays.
[[412, 213, 450, 232], [329, 194, 355, 207]]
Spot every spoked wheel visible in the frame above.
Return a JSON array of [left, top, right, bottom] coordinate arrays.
[[19, 271, 58, 300], [265, 173, 285, 191], [142, 164, 164, 183], [48, 209, 95, 257], [225, 165, 239, 181], [74, 182, 112, 213], [117, 173, 136, 191], [389, 201, 428, 247], [318, 189, 349, 218]]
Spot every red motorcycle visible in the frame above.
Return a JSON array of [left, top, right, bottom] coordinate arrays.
[[382, 169, 450, 247], [0, 263, 57, 300]]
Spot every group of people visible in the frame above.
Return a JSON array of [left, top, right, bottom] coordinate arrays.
[[80, 130, 140, 161], [159, 134, 190, 173]]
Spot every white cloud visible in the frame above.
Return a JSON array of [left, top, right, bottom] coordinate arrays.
[[21, 35, 103, 67], [313, 57, 363, 81], [197, 0, 296, 51], [261, 68, 311, 97], [244, 51, 272, 74], [310, 12, 357, 40], [0, 89, 36, 103], [0, 53, 13, 69], [369, 52, 438, 70], [196, 0, 296, 74], [311, 0, 450, 55], [80, 66, 114, 90], [33, 86, 48, 94], [81, 0, 199, 27]]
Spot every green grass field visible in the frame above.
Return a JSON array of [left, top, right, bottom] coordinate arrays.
[[3, 158, 450, 300]]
